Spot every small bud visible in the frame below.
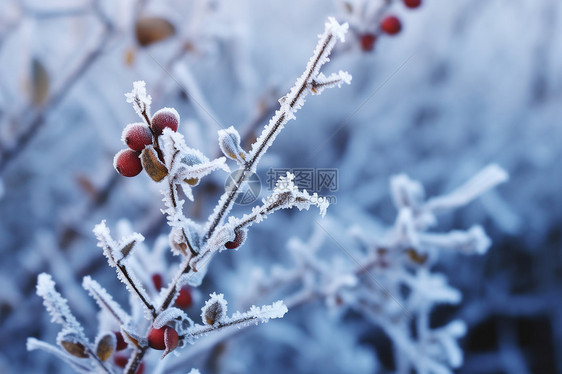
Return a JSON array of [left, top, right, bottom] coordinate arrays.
[[202, 293, 227, 326], [151, 108, 179, 135], [218, 126, 247, 163], [114, 149, 143, 177], [140, 146, 168, 181], [224, 229, 246, 250], [122, 123, 153, 151]]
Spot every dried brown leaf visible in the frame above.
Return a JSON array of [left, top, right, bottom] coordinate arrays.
[[135, 17, 175, 47], [141, 147, 168, 182]]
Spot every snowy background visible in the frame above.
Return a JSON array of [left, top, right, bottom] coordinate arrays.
[[0, 0, 561, 373]]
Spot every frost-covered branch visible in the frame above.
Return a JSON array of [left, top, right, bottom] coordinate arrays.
[[184, 293, 287, 342], [94, 221, 157, 318], [203, 17, 351, 242], [241, 164, 508, 374]]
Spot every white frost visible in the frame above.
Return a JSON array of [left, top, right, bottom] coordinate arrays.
[[125, 80, 152, 119]]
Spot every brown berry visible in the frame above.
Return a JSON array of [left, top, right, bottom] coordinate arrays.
[[381, 15, 402, 35], [175, 286, 192, 309], [151, 108, 179, 135], [122, 123, 153, 152], [114, 149, 143, 177]]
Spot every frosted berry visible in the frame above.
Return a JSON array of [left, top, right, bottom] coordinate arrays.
[[114, 331, 127, 351], [151, 107, 179, 135], [175, 286, 193, 309], [381, 15, 402, 35], [147, 326, 178, 351], [403, 0, 422, 8], [360, 33, 377, 52], [114, 149, 142, 177], [224, 229, 246, 250], [152, 273, 163, 292], [122, 123, 153, 151]]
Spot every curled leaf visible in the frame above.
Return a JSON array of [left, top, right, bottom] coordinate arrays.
[[135, 17, 175, 47], [141, 146, 168, 182]]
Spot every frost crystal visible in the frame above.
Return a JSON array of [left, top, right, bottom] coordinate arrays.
[[82, 276, 129, 325], [125, 80, 152, 119], [325, 16, 349, 42], [36, 273, 86, 340]]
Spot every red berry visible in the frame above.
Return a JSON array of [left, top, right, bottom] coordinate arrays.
[[147, 327, 166, 350], [122, 123, 153, 152], [151, 108, 179, 135], [224, 229, 246, 250], [114, 354, 144, 373], [359, 33, 377, 52], [136, 362, 145, 374], [152, 273, 163, 292], [114, 354, 128, 368], [147, 326, 178, 351], [381, 15, 402, 35], [403, 0, 422, 8], [114, 331, 127, 351], [175, 286, 192, 309], [114, 149, 143, 177]]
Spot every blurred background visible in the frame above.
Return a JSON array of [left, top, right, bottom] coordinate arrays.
[[0, 0, 561, 373]]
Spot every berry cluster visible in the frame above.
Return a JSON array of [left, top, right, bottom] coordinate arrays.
[[113, 108, 180, 177], [359, 0, 422, 52]]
